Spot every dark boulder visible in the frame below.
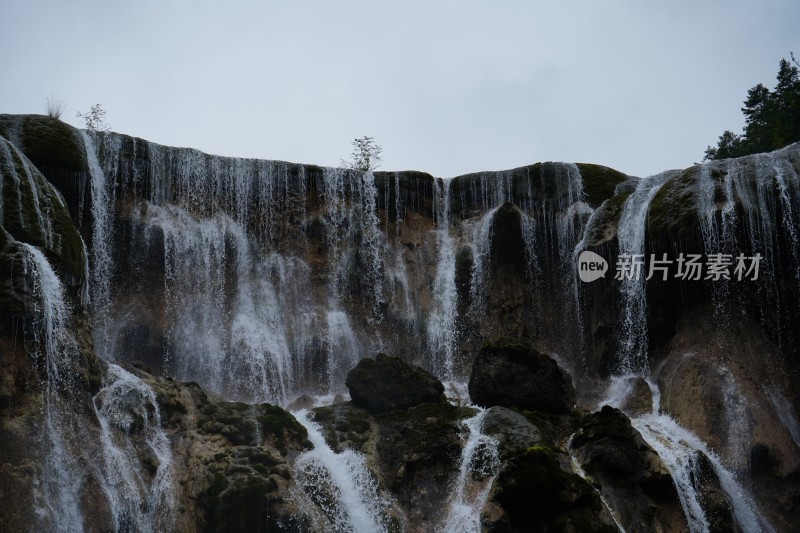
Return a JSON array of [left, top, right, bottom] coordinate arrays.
[[345, 353, 446, 413], [488, 446, 616, 532], [570, 406, 690, 532], [468, 339, 576, 413]]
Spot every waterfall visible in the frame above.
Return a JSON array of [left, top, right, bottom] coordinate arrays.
[[439, 408, 500, 533], [293, 409, 397, 532], [601, 377, 775, 533], [467, 205, 501, 318], [20, 243, 85, 533], [82, 130, 115, 356], [143, 203, 308, 403], [695, 144, 800, 327], [428, 178, 459, 379], [325, 310, 361, 394], [767, 389, 800, 449], [615, 170, 677, 374], [0, 139, 55, 248], [93, 364, 176, 532]]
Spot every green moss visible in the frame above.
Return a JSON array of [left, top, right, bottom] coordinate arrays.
[[208, 474, 277, 533], [577, 163, 630, 208], [584, 191, 632, 246], [313, 403, 372, 452], [647, 167, 702, 240], [21, 116, 86, 174], [256, 403, 309, 453], [493, 447, 615, 532], [0, 142, 86, 287], [376, 402, 477, 481]]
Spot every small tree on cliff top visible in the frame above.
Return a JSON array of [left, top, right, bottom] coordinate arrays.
[[342, 136, 382, 171], [77, 104, 111, 131]]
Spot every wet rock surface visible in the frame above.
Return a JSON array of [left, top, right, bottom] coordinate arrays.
[[469, 339, 576, 414], [345, 353, 446, 413], [570, 406, 690, 533]]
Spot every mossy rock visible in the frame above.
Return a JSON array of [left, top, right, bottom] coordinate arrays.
[[491, 446, 615, 532], [374, 401, 477, 523], [647, 166, 703, 242], [577, 163, 631, 208], [207, 473, 281, 533], [468, 339, 576, 414], [0, 136, 86, 289], [375, 401, 476, 490], [345, 353, 446, 413], [583, 191, 632, 247], [256, 403, 309, 453], [19, 115, 86, 174], [312, 402, 372, 452]]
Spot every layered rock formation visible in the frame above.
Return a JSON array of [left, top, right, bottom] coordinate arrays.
[[1, 113, 799, 531]]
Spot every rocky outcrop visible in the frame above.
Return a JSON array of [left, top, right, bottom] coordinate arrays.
[[570, 406, 691, 532], [345, 353, 446, 412], [469, 339, 576, 413], [487, 446, 617, 532], [0, 135, 102, 532], [308, 399, 474, 528], [134, 367, 311, 532]]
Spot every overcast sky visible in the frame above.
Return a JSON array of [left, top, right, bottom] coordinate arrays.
[[2, 1, 798, 178]]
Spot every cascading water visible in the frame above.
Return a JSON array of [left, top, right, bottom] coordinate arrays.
[[467, 205, 501, 318], [601, 377, 775, 533], [615, 170, 677, 374], [20, 243, 85, 533], [428, 178, 459, 379], [695, 144, 800, 329], [439, 408, 500, 533], [293, 409, 397, 533], [39, 123, 797, 530], [606, 163, 782, 531], [87, 133, 418, 403], [82, 131, 115, 356], [93, 364, 176, 533]]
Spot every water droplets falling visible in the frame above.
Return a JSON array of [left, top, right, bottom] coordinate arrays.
[[440, 409, 500, 533], [293, 409, 398, 533], [615, 171, 676, 374], [428, 178, 459, 380], [21, 243, 85, 533], [601, 377, 775, 533], [93, 364, 176, 532]]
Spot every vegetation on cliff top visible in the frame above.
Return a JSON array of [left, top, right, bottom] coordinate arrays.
[[705, 54, 800, 160]]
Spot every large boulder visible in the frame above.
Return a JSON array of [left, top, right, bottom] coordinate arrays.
[[345, 353, 446, 413], [468, 339, 576, 413], [570, 406, 693, 532], [487, 446, 616, 532]]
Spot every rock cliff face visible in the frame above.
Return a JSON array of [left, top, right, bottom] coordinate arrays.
[[1, 113, 799, 531]]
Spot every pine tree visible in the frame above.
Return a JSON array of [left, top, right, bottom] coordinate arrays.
[[705, 55, 800, 160]]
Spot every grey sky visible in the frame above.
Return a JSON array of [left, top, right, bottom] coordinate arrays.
[[3, 0, 798, 178]]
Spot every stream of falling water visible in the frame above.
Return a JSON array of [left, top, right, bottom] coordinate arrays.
[[21, 243, 85, 533], [93, 364, 176, 532], [428, 178, 459, 380], [609, 165, 777, 532], [615, 170, 678, 374], [439, 408, 500, 533], [601, 377, 775, 533], [293, 409, 396, 533]]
